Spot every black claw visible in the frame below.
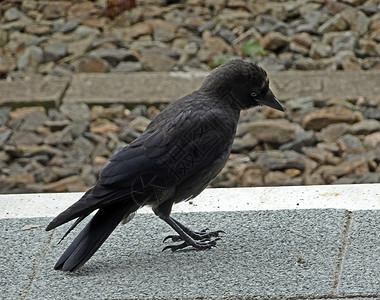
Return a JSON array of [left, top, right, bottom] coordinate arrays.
[[163, 235, 182, 243]]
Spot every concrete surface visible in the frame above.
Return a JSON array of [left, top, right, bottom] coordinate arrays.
[[1, 70, 380, 107], [1, 184, 380, 299]]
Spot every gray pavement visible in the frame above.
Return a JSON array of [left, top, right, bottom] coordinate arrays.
[[1, 70, 380, 107], [2, 209, 380, 299]]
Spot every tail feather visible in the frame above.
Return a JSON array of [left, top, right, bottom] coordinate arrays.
[[54, 202, 138, 272]]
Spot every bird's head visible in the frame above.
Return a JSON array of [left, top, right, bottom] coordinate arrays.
[[201, 60, 284, 112]]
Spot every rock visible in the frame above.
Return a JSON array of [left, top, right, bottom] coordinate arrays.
[[294, 57, 319, 70], [317, 123, 351, 142], [60, 102, 91, 121], [42, 2, 71, 20], [256, 150, 307, 171], [350, 119, 380, 135], [72, 25, 100, 38], [259, 31, 289, 51], [197, 37, 233, 62], [249, 119, 296, 144], [128, 22, 154, 39], [112, 61, 142, 72], [240, 167, 264, 186], [151, 19, 176, 42], [286, 97, 314, 111], [309, 43, 332, 59], [17, 45, 43, 73], [76, 56, 111, 73], [90, 119, 120, 136], [57, 20, 79, 33], [337, 134, 365, 152], [0, 107, 11, 126], [0, 48, 16, 75], [341, 7, 369, 36], [128, 116, 151, 132], [321, 157, 368, 182], [44, 130, 73, 146], [4, 7, 25, 22], [279, 131, 316, 152], [264, 171, 303, 186], [67, 36, 94, 56], [0, 128, 12, 145], [10, 131, 44, 146], [25, 24, 51, 36], [67, 1, 98, 22], [333, 172, 380, 184], [43, 120, 70, 131], [71, 136, 95, 163], [332, 32, 358, 54], [140, 53, 177, 71], [0, 28, 8, 47], [43, 42, 68, 62], [302, 105, 363, 131], [318, 14, 348, 34], [88, 48, 134, 67], [363, 132, 380, 148], [9, 107, 46, 120], [303, 147, 340, 165], [3, 173, 35, 184], [363, 108, 380, 121]]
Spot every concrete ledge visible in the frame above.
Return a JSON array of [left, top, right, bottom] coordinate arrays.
[[1, 184, 380, 299], [1, 70, 380, 108], [0, 76, 69, 107]]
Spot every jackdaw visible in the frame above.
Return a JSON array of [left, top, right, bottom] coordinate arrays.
[[46, 59, 284, 272]]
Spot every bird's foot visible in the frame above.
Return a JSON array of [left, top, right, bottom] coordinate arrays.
[[163, 228, 225, 243], [162, 237, 221, 252], [161, 216, 225, 252]]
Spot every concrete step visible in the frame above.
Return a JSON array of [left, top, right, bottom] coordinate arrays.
[[1, 184, 380, 299]]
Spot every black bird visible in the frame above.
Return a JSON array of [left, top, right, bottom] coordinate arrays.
[[46, 59, 284, 272]]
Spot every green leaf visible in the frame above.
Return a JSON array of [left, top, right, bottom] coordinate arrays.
[[242, 40, 266, 57]]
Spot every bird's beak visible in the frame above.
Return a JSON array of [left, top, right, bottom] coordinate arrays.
[[257, 89, 284, 112]]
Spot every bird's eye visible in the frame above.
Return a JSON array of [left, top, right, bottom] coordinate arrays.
[[251, 91, 258, 97]]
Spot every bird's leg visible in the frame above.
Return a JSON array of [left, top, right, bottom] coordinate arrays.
[[162, 216, 224, 252]]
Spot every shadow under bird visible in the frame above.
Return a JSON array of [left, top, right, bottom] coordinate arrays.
[[46, 59, 284, 272]]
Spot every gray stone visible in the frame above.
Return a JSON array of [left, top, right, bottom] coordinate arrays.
[[10, 131, 43, 146], [57, 20, 79, 33], [17, 45, 43, 73], [286, 97, 314, 111], [140, 53, 177, 72], [71, 136, 95, 163], [0, 107, 11, 126], [279, 131, 316, 152], [337, 134, 365, 152], [197, 37, 233, 62], [4, 7, 25, 22], [76, 56, 111, 73], [249, 119, 296, 144], [0, 128, 12, 145], [318, 14, 348, 34], [43, 43, 68, 63], [0, 28, 8, 47], [89, 48, 135, 67], [72, 25, 100, 39], [112, 61, 142, 73], [60, 102, 91, 121], [332, 32, 358, 54], [318, 123, 351, 143], [256, 150, 308, 171], [349, 119, 380, 135], [65, 119, 90, 138], [341, 7, 370, 36], [309, 43, 332, 59]]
